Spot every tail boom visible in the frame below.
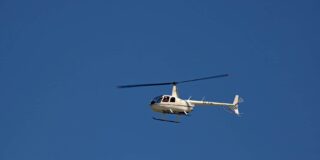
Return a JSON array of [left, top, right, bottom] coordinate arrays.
[[188, 95, 240, 115]]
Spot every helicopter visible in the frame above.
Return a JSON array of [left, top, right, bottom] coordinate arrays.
[[118, 74, 242, 123]]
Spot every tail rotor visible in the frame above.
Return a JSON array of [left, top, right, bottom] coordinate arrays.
[[226, 95, 243, 116]]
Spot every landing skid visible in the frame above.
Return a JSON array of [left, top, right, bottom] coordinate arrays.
[[152, 117, 180, 123]]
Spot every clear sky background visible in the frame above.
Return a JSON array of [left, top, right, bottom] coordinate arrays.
[[1, 0, 320, 159]]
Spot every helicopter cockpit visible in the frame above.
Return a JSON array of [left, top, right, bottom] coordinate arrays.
[[150, 95, 176, 105]]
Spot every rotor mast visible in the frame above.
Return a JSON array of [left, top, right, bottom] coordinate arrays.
[[172, 82, 179, 97]]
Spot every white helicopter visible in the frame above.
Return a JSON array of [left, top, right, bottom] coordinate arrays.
[[118, 74, 242, 123]]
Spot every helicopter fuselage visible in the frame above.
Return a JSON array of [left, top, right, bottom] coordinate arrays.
[[149, 93, 240, 116], [150, 95, 193, 115]]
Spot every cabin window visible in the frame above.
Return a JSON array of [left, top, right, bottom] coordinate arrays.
[[162, 96, 170, 102], [170, 97, 176, 103]]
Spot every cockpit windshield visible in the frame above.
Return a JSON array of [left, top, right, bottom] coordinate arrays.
[[153, 96, 162, 103]]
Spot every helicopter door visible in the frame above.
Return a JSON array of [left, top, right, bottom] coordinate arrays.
[[162, 96, 170, 102]]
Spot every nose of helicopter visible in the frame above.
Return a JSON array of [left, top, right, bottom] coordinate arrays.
[[150, 102, 162, 113]]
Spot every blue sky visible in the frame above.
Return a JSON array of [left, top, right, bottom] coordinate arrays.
[[1, 0, 320, 159]]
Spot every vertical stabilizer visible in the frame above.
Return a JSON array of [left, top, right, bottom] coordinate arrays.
[[233, 95, 239, 105], [231, 95, 240, 115]]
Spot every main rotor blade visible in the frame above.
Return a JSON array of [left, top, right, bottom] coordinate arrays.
[[117, 74, 228, 89], [117, 82, 174, 88], [178, 74, 229, 84]]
